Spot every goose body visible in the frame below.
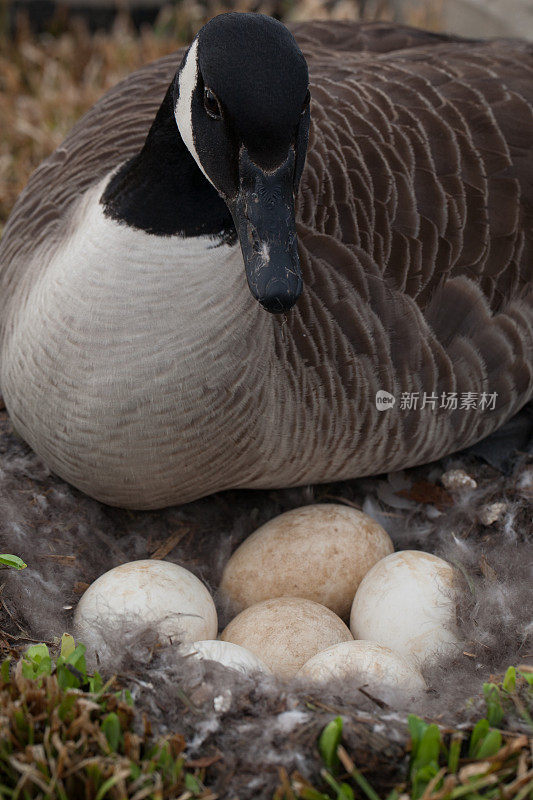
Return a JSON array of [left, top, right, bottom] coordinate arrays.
[[0, 15, 531, 508]]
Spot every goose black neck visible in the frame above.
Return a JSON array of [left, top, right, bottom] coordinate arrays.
[[101, 82, 236, 241]]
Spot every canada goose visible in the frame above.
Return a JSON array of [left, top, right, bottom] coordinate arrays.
[[0, 14, 531, 509]]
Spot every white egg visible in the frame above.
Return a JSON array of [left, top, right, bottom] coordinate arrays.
[[182, 640, 271, 675], [350, 550, 459, 665], [298, 640, 426, 700], [74, 560, 217, 656], [220, 504, 393, 619], [220, 596, 353, 678]]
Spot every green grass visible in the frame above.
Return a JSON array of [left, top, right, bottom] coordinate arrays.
[[276, 668, 533, 800], [0, 636, 217, 799], [2, 636, 532, 800]]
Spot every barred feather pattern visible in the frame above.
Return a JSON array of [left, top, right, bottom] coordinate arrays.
[[0, 22, 531, 507]]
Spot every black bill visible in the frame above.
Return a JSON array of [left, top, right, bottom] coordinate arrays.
[[228, 147, 303, 314]]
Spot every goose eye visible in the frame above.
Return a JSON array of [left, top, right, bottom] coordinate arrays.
[[301, 89, 311, 114], [204, 88, 222, 120]]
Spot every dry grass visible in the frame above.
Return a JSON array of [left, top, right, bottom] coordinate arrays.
[[0, 13, 179, 233], [0, 653, 217, 799], [281, 738, 533, 800], [2, 643, 531, 800]]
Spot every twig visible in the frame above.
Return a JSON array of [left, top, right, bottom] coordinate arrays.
[[337, 745, 382, 800], [321, 495, 362, 510], [420, 767, 447, 800], [150, 528, 190, 560], [502, 768, 533, 799], [357, 686, 390, 709]]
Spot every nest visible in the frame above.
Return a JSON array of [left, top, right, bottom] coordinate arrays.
[[1, 403, 532, 798]]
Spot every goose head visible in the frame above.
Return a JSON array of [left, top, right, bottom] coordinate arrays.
[[173, 13, 310, 313]]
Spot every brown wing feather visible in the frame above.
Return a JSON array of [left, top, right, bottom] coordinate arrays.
[[285, 32, 533, 468], [296, 36, 533, 301], [289, 20, 473, 54]]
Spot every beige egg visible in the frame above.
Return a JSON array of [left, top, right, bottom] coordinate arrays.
[[298, 640, 426, 700], [220, 504, 393, 619], [220, 596, 353, 677], [350, 551, 459, 665], [74, 560, 217, 657], [182, 640, 271, 675]]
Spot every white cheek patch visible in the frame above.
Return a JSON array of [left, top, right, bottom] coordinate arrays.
[[175, 38, 216, 189]]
